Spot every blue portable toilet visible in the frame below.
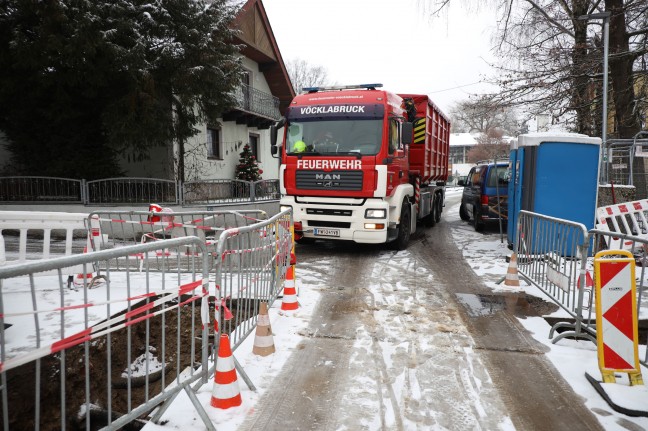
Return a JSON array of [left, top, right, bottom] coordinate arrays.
[[507, 132, 601, 248]]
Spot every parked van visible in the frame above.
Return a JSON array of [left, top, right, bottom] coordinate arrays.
[[458, 161, 508, 231]]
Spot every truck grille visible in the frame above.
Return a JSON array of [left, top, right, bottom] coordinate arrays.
[[296, 170, 363, 191], [306, 208, 353, 216]]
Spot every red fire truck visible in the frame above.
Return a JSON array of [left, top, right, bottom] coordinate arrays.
[[271, 84, 450, 249]]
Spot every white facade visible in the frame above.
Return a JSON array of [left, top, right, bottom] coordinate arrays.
[[184, 58, 279, 182]]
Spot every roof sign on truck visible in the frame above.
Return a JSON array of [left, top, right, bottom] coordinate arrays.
[[287, 104, 384, 121]]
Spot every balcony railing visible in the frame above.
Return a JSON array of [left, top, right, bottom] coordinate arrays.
[[232, 84, 281, 120]]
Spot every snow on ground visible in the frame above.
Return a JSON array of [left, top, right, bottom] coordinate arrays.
[[446, 187, 648, 429], [4, 188, 648, 429]]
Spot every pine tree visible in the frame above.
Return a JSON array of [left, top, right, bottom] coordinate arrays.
[[234, 144, 263, 182], [0, 0, 242, 179]]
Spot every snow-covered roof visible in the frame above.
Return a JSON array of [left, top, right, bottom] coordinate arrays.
[[517, 132, 601, 148], [450, 133, 479, 147]]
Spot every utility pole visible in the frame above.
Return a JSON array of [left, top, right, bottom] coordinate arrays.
[[578, 12, 611, 183]]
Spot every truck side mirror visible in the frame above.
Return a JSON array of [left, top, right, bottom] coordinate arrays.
[[270, 125, 278, 147], [270, 117, 286, 157], [270, 125, 278, 155], [402, 122, 413, 145]]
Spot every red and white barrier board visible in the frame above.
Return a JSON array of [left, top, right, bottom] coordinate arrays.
[[594, 250, 644, 385], [595, 199, 648, 250]]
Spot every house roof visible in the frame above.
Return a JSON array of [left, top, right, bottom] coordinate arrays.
[[233, 0, 295, 115], [450, 133, 479, 147]]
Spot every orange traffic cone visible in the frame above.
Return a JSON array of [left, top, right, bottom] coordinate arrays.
[[210, 334, 242, 409], [252, 302, 275, 356], [281, 266, 299, 311], [504, 253, 521, 288], [74, 246, 105, 289]]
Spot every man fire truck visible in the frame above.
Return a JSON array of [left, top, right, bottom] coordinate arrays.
[[271, 83, 450, 249]]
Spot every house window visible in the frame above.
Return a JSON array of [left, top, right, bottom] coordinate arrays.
[[249, 133, 260, 162], [207, 127, 221, 159]]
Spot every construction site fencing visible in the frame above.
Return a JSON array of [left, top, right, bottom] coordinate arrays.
[[513, 210, 594, 344], [0, 208, 294, 430], [0, 237, 215, 431], [513, 210, 648, 366], [212, 210, 292, 351], [605, 132, 648, 198], [87, 208, 293, 402]]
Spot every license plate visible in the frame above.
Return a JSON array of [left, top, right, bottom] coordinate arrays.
[[314, 228, 340, 237]]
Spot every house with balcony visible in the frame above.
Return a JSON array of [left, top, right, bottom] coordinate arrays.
[[120, 0, 295, 182]]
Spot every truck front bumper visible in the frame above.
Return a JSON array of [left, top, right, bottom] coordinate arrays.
[[281, 196, 390, 244]]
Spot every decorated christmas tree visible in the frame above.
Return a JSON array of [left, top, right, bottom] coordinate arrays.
[[234, 144, 263, 181]]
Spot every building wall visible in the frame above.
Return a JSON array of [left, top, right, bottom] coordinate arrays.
[[183, 56, 280, 182]]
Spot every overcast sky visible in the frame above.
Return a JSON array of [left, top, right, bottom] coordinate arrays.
[[263, 0, 500, 114]]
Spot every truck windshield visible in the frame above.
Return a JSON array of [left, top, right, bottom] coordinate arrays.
[[286, 119, 383, 156]]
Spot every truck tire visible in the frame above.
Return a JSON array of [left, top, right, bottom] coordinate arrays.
[[459, 203, 470, 221], [434, 195, 442, 223], [393, 200, 411, 250], [422, 199, 436, 227]]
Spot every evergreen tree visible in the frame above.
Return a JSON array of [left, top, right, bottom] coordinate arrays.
[[235, 144, 263, 182], [0, 0, 242, 179]]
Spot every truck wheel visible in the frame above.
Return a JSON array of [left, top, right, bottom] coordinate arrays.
[[422, 199, 436, 227], [434, 195, 442, 223], [459, 203, 470, 221], [393, 200, 411, 250]]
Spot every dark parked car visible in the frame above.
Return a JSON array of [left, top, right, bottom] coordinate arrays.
[[458, 161, 508, 231]]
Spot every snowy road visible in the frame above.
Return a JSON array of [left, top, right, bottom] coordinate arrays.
[[236, 193, 603, 430]]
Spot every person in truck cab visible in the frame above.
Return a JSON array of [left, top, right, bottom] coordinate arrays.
[[292, 140, 307, 153], [313, 131, 338, 152]]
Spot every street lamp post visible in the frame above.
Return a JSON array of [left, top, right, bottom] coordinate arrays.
[[579, 12, 611, 183]]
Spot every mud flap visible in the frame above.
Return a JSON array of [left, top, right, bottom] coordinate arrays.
[[585, 372, 648, 417]]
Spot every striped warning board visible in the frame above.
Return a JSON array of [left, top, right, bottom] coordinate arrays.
[[594, 250, 644, 385], [413, 118, 426, 144]]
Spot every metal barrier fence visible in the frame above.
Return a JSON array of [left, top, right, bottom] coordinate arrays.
[[0, 208, 294, 430], [210, 210, 292, 390], [513, 210, 648, 366], [87, 209, 268, 265], [0, 177, 280, 206], [0, 237, 213, 431], [606, 133, 648, 198], [85, 208, 293, 396], [513, 211, 594, 343]]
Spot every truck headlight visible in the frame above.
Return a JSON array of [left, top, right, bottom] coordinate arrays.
[[365, 209, 386, 219], [280, 205, 292, 213]]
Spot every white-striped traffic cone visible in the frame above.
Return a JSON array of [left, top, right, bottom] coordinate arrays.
[[210, 334, 242, 409], [252, 302, 275, 356], [281, 265, 299, 311], [504, 253, 521, 288]]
